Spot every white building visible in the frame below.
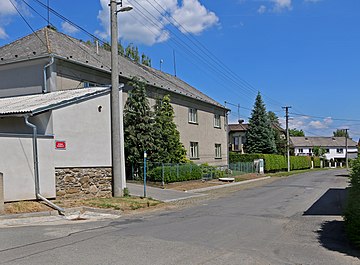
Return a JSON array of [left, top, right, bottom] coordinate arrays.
[[290, 136, 358, 161], [0, 27, 228, 202]]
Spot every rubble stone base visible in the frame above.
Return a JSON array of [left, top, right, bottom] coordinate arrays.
[[56, 168, 112, 199]]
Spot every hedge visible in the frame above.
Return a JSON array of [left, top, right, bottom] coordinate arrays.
[[344, 158, 360, 248], [229, 152, 314, 172], [290, 156, 311, 170], [312, 157, 321, 168], [147, 163, 202, 183]]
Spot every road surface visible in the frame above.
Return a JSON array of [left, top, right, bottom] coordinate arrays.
[[0, 169, 359, 264]]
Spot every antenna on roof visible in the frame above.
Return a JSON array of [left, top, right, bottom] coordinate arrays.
[[47, 0, 50, 26], [173, 50, 177, 77], [160, 59, 163, 71]]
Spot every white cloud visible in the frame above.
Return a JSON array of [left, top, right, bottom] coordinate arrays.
[[97, 0, 219, 45], [0, 27, 8, 39], [0, 0, 16, 16], [309, 117, 333, 129], [61, 21, 79, 34], [272, 0, 292, 13], [257, 5, 267, 14], [172, 0, 219, 35], [0, 0, 17, 39]]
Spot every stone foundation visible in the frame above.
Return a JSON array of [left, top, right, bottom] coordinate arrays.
[[56, 168, 112, 199]]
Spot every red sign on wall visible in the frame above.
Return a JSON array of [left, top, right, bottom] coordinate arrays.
[[55, 141, 66, 150]]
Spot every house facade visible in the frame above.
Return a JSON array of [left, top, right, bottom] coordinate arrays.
[[0, 27, 228, 201], [290, 136, 358, 161], [228, 122, 285, 153]]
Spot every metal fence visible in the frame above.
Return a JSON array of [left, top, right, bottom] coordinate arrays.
[[127, 161, 256, 184]]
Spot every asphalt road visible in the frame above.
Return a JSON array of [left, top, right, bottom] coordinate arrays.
[[0, 169, 359, 265]]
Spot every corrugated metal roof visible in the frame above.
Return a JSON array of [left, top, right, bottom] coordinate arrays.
[[290, 136, 358, 148], [0, 87, 109, 116], [0, 27, 225, 109]]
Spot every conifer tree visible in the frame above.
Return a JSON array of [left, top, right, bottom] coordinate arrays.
[[268, 111, 286, 155], [152, 95, 186, 163], [245, 92, 277, 154], [124, 77, 155, 167]]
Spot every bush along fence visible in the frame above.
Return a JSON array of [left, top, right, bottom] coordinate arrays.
[[344, 158, 360, 248], [229, 152, 322, 173], [127, 161, 255, 184]]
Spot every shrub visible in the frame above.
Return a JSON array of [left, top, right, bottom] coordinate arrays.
[[262, 154, 287, 172], [312, 157, 321, 168], [229, 152, 263, 163], [290, 156, 311, 170], [344, 158, 360, 247], [147, 163, 202, 183]]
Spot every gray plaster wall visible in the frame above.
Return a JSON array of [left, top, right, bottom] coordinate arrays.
[[145, 87, 228, 166], [0, 113, 52, 135], [0, 58, 49, 98], [0, 135, 55, 202], [52, 94, 112, 168]]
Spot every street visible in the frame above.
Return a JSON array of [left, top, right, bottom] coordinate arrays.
[[0, 169, 359, 264]]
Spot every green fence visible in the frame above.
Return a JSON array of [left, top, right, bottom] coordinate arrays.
[[127, 161, 256, 184]]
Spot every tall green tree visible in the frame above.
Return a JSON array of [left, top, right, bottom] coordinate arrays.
[[152, 95, 186, 163], [289, 128, 305, 137], [124, 77, 155, 167], [333, 129, 349, 138], [125, 44, 140, 63], [245, 93, 277, 154], [268, 111, 286, 155], [141, 53, 151, 67]]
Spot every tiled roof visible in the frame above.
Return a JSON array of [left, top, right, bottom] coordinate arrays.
[[0, 87, 109, 116], [228, 123, 249, 132], [290, 136, 358, 148], [229, 123, 285, 133], [0, 27, 224, 108]]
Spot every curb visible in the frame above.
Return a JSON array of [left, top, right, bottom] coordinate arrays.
[[188, 176, 271, 193], [0, 206, 122, 221]]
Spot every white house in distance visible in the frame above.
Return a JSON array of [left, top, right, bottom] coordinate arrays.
[[0, 27, 228, 202], [290, 136, 358, 161]]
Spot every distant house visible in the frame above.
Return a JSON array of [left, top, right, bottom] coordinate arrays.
[[0, 27, 228, 201], [290, 136, 358, 161], [228, 122, 285, 153]]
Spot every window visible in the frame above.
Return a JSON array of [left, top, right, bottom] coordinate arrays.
[[325, 149, 330, 153], [214, 114, 221, 128], [233, 136, 239, 151], [215, 144, 222, 159], [190, 142, 199, 159], [298, 148, 303, 153], [309, 148, 313, 153], [188, 108, 198, 123], [337, 148, 344, 154]]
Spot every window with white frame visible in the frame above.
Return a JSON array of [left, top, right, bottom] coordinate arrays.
[[214, 114, 221, 128], [337, 148, 344, 153], [190, 142, 199, 159], [215, 144, 222, 158], [298, 148, 303, 153], [188, 108, 198, 123]]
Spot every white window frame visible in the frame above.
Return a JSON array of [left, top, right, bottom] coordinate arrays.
[[190, 142, 199, 159], [336, 148, 344, 154], [188, 108, 198, 124], [214, 114, 221, 128], [215, 144, 222, 159]]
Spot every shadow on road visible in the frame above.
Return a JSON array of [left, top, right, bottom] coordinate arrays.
[[317, 221, 360, 259], [303, 188, 348, 216]]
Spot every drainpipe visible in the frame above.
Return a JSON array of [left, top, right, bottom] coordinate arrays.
[[43, 56, 54, 93], [24, 116, 65, 214]]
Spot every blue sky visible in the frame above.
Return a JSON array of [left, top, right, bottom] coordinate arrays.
[[1, 0, 359, 140]]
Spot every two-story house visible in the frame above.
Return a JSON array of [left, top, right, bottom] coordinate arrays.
[[290, 136, 358, 161], [0, 27, 228, 201]]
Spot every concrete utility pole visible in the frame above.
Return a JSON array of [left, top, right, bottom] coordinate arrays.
[[110, 0, 132, 197], [283, 106, 291, 172], [345, 128, 349, 169]]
